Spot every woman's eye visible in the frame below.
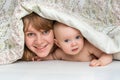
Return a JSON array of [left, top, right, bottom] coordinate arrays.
[[42, 30, 50, 35], [76, 35, 80, 39], [27, 33, 35, 37], [64, 39, 69, 42]]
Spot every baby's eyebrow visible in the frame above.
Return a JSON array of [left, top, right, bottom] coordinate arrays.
[[78, 33, 82, 36]]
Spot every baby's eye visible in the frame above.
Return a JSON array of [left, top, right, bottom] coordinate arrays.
[[42, 30, 50, 35], [76, 35, 81, 39], [64, 39, 69, 42]]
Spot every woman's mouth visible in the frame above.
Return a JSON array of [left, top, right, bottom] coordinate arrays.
[[35, 44, 48, 51]]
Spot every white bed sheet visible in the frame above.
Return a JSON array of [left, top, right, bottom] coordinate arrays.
[[0, 60, 119, 80]]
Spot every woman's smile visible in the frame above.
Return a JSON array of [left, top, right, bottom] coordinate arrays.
[[34, 44, 48, 52]]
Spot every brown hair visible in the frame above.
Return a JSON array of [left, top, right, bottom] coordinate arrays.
[[22, 12, 55, 61], [23, 12, 53, 32]]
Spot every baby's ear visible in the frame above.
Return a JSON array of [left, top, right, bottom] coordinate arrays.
[[54, 39, 60, 48]]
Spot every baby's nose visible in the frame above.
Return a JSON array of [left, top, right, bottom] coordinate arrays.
[[71, 41, 77, 46]]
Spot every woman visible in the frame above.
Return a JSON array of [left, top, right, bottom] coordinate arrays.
[[22, 12, 56, 61]]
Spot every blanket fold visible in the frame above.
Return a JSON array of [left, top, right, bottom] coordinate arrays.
[[0, 0, 120, 64]]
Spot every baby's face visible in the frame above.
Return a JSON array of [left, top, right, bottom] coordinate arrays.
[[55, 25, 84, 55]]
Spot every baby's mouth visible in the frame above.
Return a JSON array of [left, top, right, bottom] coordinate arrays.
[[72, 48, 78, 52]]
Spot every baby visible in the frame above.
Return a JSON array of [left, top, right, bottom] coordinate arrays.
[[52, 22, 113, 67]]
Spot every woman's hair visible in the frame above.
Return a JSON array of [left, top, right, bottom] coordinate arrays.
[[23, 12, 53, 32], [22, 12, 55, 61]]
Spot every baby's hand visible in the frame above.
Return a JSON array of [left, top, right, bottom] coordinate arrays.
[[89, 59, 102, 67], [32, 56, 42, 61]]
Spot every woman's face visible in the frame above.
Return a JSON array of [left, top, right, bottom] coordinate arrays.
[[25, 25, 54, 58]]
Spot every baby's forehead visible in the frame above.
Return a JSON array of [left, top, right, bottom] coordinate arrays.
[[54, 22, 66, 28], [54, 22, 81, 31]]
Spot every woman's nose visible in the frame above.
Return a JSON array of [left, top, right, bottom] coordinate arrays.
[[35, 35, 44, 44]]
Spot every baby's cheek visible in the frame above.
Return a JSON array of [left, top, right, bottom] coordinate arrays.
[[63, 47, 70, 53]]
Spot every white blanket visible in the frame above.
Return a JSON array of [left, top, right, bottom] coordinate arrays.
[[0, 0, 120, 64]]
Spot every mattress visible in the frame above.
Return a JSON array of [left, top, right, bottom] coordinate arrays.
[[0, 60, 119, 80]]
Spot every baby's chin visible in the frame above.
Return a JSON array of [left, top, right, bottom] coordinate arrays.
[[65, 52, 79, 55], [66, 49, 80, 55]]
